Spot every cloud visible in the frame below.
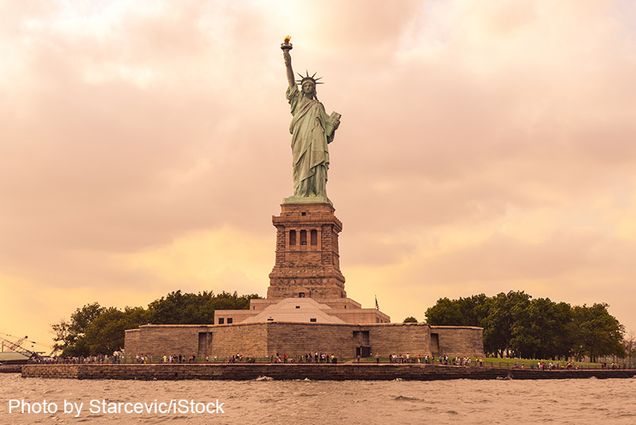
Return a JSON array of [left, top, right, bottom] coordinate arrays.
[[118, 227, 271, 295]]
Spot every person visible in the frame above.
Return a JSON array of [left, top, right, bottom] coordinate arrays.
[[283, 47, 340, 199]]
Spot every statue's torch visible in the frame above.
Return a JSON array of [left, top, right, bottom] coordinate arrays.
[[281, 35, 293, 51]]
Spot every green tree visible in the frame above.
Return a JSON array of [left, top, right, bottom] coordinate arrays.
[[482, 291, 531, 357], [571, 303, 625, 361], [403, 316, 418, 323], [51, 321, 70, 356], [457, 294, 491, 326], [52, 302, 105, 356], [83, 307, 150, 355], [147, 290, 260, 324], [209, 291, 261, 319], [425, 294, 491, 327], [147, 290, 214, 324], [52, 291, 262, 356], [509, 298, 573, 359], [425, 298, 464, 325], [424, 292, 626, 360]]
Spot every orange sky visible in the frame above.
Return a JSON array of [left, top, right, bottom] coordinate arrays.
[[1, 0, 635, 352]]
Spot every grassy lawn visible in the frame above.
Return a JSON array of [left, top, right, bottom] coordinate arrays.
[[476, 357, 602, 369], [354, 356, 603, 368]]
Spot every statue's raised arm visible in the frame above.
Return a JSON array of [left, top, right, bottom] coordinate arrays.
[[281, 36, 295, 88]]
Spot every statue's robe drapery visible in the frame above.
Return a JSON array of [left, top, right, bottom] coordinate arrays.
[[287, 84, 338, 198]]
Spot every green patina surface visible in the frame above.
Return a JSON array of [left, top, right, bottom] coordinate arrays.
[[282, 42, 340, 202]]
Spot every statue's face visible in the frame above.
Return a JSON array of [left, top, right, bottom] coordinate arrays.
[[302, 80, 315, 96]]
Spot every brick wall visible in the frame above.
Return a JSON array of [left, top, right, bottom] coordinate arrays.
[[268, 203, 346, 300], [368, 324, 431, 357], [266, 323, 358, 358], [330, 309, 391, 324], [209, 324, 268, 358], [124, 329, 140, 355], [213, 309, 258, 324], [22, 364, 79, 379], [430, 326, 484, 356], [126, 325, 211, 357], [125, 322, 484, 359]]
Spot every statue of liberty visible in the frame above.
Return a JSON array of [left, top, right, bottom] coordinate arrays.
[[281, 37, 341, 203]]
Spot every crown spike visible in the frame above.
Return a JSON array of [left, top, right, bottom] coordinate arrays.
[[295, 70, 324, 86]]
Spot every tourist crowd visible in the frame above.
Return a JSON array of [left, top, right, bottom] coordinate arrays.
[[382, 353, 484, 367], [130, 352, 341, 364], [31, 352, 125, 364], [29, 352, 623, 370]]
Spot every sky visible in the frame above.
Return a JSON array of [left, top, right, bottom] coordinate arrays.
[[1, 0, 635, 352]]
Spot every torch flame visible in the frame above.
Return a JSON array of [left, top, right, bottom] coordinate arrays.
[[284, 35, 291, 44]]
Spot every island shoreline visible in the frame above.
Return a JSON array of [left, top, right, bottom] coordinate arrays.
[[19, 364, 636, 381]]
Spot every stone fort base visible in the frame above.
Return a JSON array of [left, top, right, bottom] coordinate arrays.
[[124, 322, 484, 360]]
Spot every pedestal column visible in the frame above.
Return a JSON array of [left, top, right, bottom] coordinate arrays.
[[267, 203, 347, 299]]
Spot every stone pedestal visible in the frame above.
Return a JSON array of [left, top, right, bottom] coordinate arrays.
[[267, 203, 347, 300]]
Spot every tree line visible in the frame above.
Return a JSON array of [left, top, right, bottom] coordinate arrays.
[[424, 291, 625, 361], [53, 289, 626, 362], [52, 290, 260, 357]]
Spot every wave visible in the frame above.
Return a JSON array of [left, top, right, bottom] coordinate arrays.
[[393, 395, 420, 401]]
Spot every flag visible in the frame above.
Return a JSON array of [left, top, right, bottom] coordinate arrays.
[[375, 295, 379, 310]]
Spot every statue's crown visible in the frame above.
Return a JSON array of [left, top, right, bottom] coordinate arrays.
[[296, 70, 323, 85]]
